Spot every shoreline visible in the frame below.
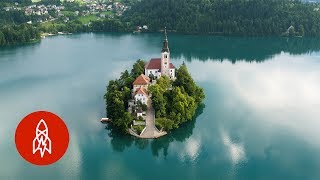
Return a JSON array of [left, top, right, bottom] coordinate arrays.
[[1, 31, 317, 48], [41, 32, 73, 39]]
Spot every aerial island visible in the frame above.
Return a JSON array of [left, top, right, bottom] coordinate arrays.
[[104, 29, 205, 138]]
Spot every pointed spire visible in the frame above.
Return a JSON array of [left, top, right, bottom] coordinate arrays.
[[162, 27, 169, 52], [164, 27, 168, 40]]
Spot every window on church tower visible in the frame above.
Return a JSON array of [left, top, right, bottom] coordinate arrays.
[[164, 55, 167, 58]]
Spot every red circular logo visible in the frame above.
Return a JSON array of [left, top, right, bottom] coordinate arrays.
[[15, 111, 69, 166]]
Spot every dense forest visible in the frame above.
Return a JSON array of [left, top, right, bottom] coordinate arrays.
[[124, 0, 320, 36], [150, 64, 205, 131], [0, 24, 40, 45], [0, 10, 30, 25]]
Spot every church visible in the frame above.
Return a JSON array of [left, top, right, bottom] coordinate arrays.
[[131, 28, 175, 106], [144, 28, 175, 79]]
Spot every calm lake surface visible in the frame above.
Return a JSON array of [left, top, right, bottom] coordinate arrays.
[[0, 33, 320, 179]]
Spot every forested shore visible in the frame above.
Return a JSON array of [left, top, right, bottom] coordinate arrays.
[[1, 0, 320, 46]]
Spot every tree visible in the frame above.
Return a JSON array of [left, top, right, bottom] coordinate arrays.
[[149, 84, 167, 117], [136, 100, 147, 111], [105, 79, 133, 133], [113, 112, 133, 133], [194, 86, 205, 105], [156, 76, 172, 91], [120, 70, 134, 89], [174, 63, 196, 96], [0, 31, 5, 45], [155, 118, 174, 131], [131, 59, 145, 79], [299, 25, 305, 36], [122, 86, 131, 109], [105, 88, 125, 120], [170, 87, 196, 124]]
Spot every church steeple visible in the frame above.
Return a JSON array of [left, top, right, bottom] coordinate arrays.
[[162, 27, 169, 53], [160, 27, 171, 77]]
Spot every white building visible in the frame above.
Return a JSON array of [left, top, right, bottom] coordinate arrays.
[[134, 87, 148, 105], [145, 28, 175, 79]]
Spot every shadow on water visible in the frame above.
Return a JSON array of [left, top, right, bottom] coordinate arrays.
[[94, 32, 320, 63], [105, 125, 135, 152], [106, 103, 205, 157], [133, 33, 320, 63], [170, 36, 320, 63], [0, 42, 40, 59], [49, 32, 320, 63], [150, 103, 205, 158]]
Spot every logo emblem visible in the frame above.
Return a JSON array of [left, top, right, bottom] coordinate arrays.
[[15, 111, 69, 166], [32, 119, 52, 158]]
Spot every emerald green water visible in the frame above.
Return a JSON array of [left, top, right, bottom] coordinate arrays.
[[0, 33, 320, 179]]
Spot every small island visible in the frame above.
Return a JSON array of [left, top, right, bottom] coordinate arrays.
[[104, 29, 205, 138]]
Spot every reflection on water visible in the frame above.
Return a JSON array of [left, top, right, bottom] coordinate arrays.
[[151, 104, 205, 158], [221, 129, 246, 165], [170, 36, 320, 62], [0, 42, 40, 64]]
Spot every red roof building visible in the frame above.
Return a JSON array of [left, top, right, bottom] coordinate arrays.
[[134, 87, 148, 96], [134, 87, 148, 104], [133, 74, 150, 85], [145, 58, 175, 70]]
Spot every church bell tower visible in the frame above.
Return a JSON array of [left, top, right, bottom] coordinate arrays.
[[161, 27, 170, 77]]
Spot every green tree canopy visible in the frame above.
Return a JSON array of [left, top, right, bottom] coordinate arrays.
[[131, 59, 146, 79], [174, 63, 197, 96], [124, 0, 320, 36], [151, 64, 205, 130], [149, 84, 167, 117]]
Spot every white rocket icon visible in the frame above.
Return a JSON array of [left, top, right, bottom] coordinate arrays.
[[32, 119, 52, 158]]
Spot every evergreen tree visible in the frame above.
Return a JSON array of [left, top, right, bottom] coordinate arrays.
[[0, 31, 5, 45], [131, 59, 145, 79]]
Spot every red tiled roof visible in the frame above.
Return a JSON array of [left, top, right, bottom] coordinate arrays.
[[133, 74, 150, 85], [145, 58, 161, 69], [134, 87, 148, 96], [145, 58, 175, 70]]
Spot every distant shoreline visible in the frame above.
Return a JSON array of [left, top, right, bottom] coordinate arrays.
[[1, 30, 319, 48]]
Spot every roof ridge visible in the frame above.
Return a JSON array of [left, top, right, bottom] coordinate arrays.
[[142, 74, 150, 81], [135, 87, 148, 96], [133, 74, 149, 85]]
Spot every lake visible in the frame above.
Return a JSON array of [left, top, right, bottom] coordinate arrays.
[[0, 33, 320, 179]]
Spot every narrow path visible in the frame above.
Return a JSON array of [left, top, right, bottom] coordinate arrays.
[[130, 97, 167, 139]]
